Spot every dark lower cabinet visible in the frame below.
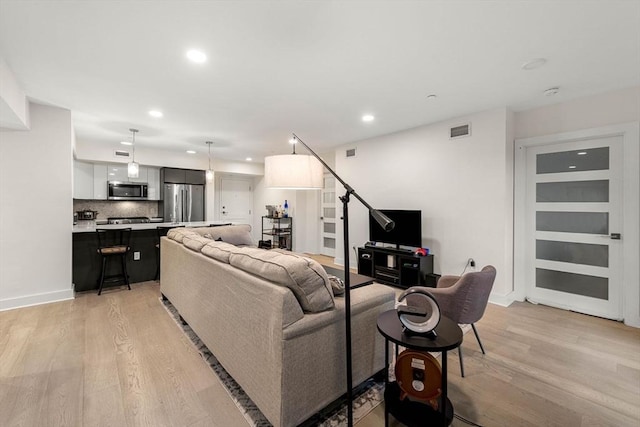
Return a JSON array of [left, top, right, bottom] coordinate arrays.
[[357, 246, 434, 289], [73, 230, 158, 292]]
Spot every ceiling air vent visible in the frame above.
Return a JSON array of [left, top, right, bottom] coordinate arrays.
[[450, 123, 471, 139], [346, 148, 356, 158], [114, 149, 130, 158]]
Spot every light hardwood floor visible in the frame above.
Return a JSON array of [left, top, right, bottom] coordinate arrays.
[[1, 276, 639, 426]]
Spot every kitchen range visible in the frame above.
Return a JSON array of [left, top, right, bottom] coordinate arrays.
[[106, 216, 153, 224]]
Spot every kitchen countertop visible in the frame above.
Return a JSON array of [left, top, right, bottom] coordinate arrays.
[[73, 221, 232, 233]]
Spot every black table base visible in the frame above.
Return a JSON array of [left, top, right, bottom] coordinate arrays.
[[384, 382, 454, 426]]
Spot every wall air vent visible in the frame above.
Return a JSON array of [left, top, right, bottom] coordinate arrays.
[[346, 148, 356, 158], [450, 123, 471, 139], [114, 150, 130, 158]]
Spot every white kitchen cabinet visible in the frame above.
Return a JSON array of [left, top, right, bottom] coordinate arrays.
[[107, 163, 148, 183], [93, 164, 108, 200], [147, 167, 161, 200], [129, 166, 148, 183], [107, 164, 128, 182], [73, 160, 94, 199]]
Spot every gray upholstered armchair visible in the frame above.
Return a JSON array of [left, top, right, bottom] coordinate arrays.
[[417, 265, 496, 377]]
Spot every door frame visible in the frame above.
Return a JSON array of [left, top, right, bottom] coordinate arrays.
[[514, 122, 639, 327]]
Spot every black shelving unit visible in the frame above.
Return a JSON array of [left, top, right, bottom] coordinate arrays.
[[262, 216, 292, 250], [357, 246, 434, 288]]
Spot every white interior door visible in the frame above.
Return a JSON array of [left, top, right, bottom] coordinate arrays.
[[219, 176, 253, 225], [524, 136, 623, 320], [320, 174, 336, 257]]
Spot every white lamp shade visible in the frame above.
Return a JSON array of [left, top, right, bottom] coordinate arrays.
[[127, 161, 139, 178], [264, 154, 323, 189]]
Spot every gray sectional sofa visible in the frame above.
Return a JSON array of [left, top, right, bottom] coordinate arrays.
[[159, 225, 396, 427]]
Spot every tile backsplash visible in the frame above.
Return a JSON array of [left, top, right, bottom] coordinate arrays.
[[74, 200, 161, 220]]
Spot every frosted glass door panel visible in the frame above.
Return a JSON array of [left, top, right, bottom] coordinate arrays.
[[536, 240, 608, 267], [536, 180, 609, 202], [536, 147, 609, 174], [536, 269, 608, 300], [536, 211, 608, 234]]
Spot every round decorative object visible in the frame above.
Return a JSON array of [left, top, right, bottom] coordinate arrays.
[[396, 287, 441, 335], [394, 349, 442, 405]]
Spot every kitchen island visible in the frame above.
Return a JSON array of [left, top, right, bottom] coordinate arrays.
[[72, 221, 233, 292]]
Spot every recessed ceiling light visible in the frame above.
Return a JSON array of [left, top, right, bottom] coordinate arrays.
[[569, 165, 577, 169], [109, 173, 115, 176], [149, 110, 163, 118], [522, 58, 547, 70], [577, 151, 587, 155], [112, 168, 118, 171], [186, 150, 196, 154], [426, 94, 437, 100], [362, 114, 375, 122], [543, 87, 560, 96], [120, 141, 132, 145], [186, 49, 207, 64], [246, 157, 252, 162]]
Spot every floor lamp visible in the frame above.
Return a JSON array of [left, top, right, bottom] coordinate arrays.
[[265, 134, 394, 427]]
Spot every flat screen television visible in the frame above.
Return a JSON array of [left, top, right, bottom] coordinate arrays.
[[369, 209, 422, 248]]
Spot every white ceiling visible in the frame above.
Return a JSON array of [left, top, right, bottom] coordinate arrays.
[[1, 0, 639, 162]]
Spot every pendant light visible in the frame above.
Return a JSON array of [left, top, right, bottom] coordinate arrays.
[[205, 141, 214, 182], [127, 128, 139, 178]]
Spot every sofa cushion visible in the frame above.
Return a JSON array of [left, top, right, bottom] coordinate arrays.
[[183, 234, 213, 252], [201, 241, 241, 263], [167, 228, 201, 243], [229, 248, 334, 312], [190, 225, 255, 246]]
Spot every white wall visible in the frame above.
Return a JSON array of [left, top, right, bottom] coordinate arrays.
[[0, 57, 29, 130], [515, 86, 640, 139], [0, 103, 74, 310], [332, 108, 514, 298]]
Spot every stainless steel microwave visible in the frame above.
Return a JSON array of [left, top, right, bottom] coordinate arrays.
[[108, 182, 148, 200]]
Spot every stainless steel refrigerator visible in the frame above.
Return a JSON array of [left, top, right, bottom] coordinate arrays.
[[163, 184, 204, 222]]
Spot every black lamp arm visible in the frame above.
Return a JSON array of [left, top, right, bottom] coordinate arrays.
[[291, 133, 395, 231]]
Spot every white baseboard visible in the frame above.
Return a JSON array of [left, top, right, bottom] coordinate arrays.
[[623, 316, 640, 328], [489, 292, 517, 307], [0, 288, 75, 311]]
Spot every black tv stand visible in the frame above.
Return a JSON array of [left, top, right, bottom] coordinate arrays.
[[357, 246, 436, 289]]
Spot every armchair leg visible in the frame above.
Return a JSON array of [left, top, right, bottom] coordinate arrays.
[[458, 346, 465, 378], [471, 323, 485, 354]]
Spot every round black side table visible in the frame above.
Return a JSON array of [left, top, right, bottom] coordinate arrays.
[[377, 309, 463, 427]]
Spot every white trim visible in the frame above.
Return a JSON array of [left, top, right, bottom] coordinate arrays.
[[515, 122, 640, 327], [489, 292, 517, 307], [0, 288, 75, 311]]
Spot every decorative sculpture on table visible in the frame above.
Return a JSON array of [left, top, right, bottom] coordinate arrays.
[[396, 286, 441, 338]]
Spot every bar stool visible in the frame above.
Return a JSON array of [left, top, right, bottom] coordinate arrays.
[[155, 225, 184, 281], [96, 228, 132, 295]]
